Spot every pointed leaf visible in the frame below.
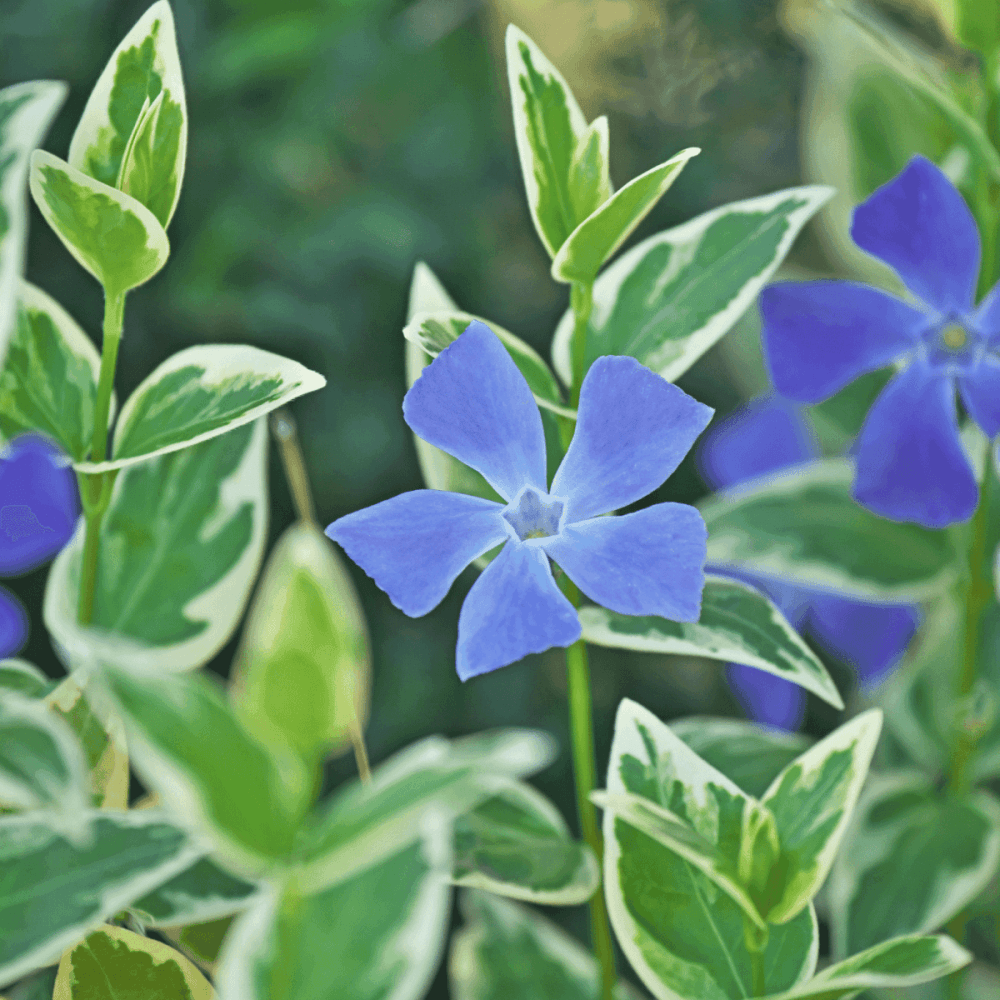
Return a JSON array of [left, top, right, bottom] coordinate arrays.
[[581, 575, 842, 709], [0, 658, 51, 698], [68, 0, 187, 227], [29, 151, 169, 296], [552, 147, 699, 284]]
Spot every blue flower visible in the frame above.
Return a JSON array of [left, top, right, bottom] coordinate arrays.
[[698, 393, 920, 730], [761, 155, 1000, 528], [328, 321, 714, 680], [0, 434, 79, 658]]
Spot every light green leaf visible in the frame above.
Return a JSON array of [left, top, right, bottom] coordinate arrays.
[[293, 728, 555, 894], [53, 924, 213, 1000], [0, 81, 66, 367], [68, 0, 187, 227], [700, 459, 959, 600], [568, 115, 612, 225], [828, 771, 1000, 958], [449, 889, 642, 1000], [760, 710, 882, 925], [0, 809, 200, 985], [0, 658, 51, 698], [581, 575, 842, 709], [216, 819, 452, 1000], [29, 151, 169, 296], [230, 521, 371, 768], [0, 281, 102, 460], [99, 664, 312, 878], [505, 25, 611, 258], [552, 147, 699, 284], [452, 778, 598, 905], [551, 185, 833, 385], [45, 420, 268, 674]]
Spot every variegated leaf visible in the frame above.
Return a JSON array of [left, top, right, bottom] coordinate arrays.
[[0, 658, 51, 698], [581, 575, 842, 709]]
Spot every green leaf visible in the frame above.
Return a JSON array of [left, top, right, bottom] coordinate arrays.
[[29, 151, 169, 296], [0, 658, 51, 698], [100, 664, 312, 877], [670, 717, 813, 800], [230, 522, 371, 768], [700, 458, 959, 600], [505, 25, 612, 258], [45, 420, 268, 674], [68, 0, 187, 228], [956, 0, 1000, 54], [0, 810, 200, 985], [581, 575, 842, 709], [551, 185, 833, 386], [0, 81, 66, 367], [0, 281, 102, 461], [53, 924, 212, 1000], [452, 778, 598, 905], [216, 820, 452, 1000], [828, 771, 1000, 957], [759, 710, 882, 925], [294, 728, 555, 894], [552, 147, 699, 284], [450, 889, 642, 1000], [604, 703, 817, 1000]]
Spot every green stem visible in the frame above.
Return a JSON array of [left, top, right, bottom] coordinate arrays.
[[569, 281, 593, 409], [750, 949, 765, 997]]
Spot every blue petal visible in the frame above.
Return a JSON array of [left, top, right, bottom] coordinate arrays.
[[327, 490, 507, 617], [853, 362, 976, 527], [456, 542, 580, 680], [972, 280, 1000, 342], [808, 592, 919, 689], [697, 394, 817, 491], [726, 663, 806, 731], [543, 503, 707, 620], [851, 155, 980, 313], [958, 356, 1000, 437], [761, 281, 925, 403], [402, 322, 547, 501], [708, 565, 811, 632], [0, 587, 28, 658], [550, 356, 713, 523], [0, 435, 79, 575]]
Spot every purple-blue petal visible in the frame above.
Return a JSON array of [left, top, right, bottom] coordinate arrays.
[[853, 362, 976, 528], [402, 322, 547, 502], [542, 503, 707, 621], [726, 663, 806, 731], [0, 588, 28, 658], [697, 394, 817, 491], [972, 281, 1000, 343], [326, 489, 507, 617], [0, 435, 79, 576], [958, 356, 1000, 437], [551, 356, 713, 523], [707, 565, 811, 632], [851, 155, 980, 313], [456, 542, 580, 680], [761, 281, 925, 403], [808, 592, 919, 689]]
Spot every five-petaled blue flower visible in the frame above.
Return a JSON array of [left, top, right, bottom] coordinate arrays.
[[327, 321, 714, 679], [761, 154, 1000, 529], [698, 393, 920, 730]]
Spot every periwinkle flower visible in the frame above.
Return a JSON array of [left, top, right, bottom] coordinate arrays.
[[699, 394, 920, 730], [328, 321, 713, 679], [761, 155, 1000, 528]]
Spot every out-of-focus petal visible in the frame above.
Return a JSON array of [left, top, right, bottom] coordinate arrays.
[[550, 356, 712, 523], [402, 321, 547, 501], [542, 503, 706, 621], [697, 394, 817, 491], [808, 592, 920, 689], [851, 155, 980, 313], [326, 490, 507, 617], [456, 542, 580, 680], [707, 565, 811, 632], [0, 435, 79, 575], [972, 281, 1000, 342], [726, 663, 807, 731], [958, 356, 1000, 437], [761, 282, 925, 403], [0, 588, 28, 658], [853, 361, 976, 528]]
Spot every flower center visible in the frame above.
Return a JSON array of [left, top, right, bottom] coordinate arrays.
[[940, 323, 968, 351], [922, 318, 983, 372], [502, 487, 565, 542]]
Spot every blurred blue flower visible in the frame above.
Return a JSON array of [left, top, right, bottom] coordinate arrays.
[[698, 394, 920, 730], [0, 434, 80, 658], [329, 321, 713, 680], [761, 155, 999, 529]]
